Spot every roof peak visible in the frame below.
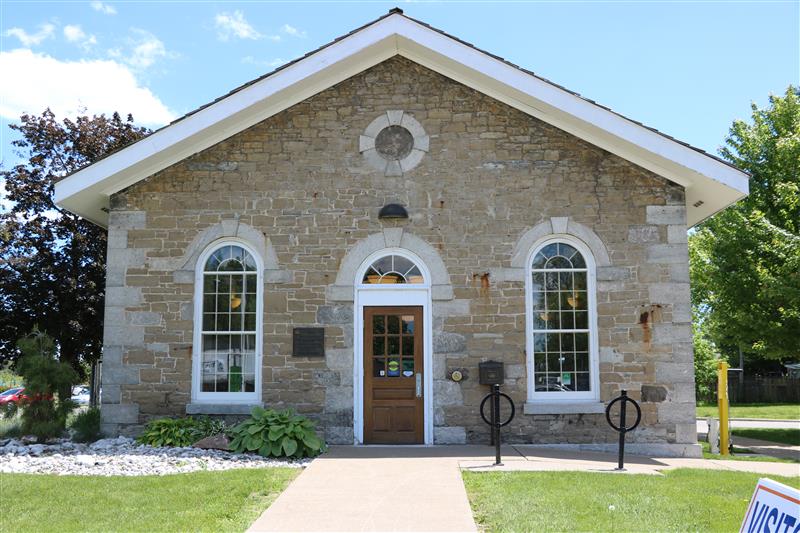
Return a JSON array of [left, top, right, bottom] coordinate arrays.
[[53, 9, 747, 227]]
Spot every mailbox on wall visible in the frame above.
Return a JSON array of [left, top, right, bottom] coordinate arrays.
[[478, 360, 504, 385]]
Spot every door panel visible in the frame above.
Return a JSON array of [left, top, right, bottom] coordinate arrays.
[[364, 306, 424, 444]]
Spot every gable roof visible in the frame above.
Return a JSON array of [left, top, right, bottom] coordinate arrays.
[[54, 8, 748, 228]]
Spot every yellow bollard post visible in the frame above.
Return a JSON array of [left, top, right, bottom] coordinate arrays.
[[717, 361, 730, 456]]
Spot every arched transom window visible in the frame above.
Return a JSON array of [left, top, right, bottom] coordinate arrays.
[[529, 240, 596, 399], [362, 254, 425, 285], [197, 243, 260, 399]]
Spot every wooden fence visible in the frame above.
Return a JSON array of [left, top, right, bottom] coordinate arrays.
[[725, 376, 800, 404]]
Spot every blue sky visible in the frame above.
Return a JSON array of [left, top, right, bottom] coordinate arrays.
[[1, 1, 798, 171]]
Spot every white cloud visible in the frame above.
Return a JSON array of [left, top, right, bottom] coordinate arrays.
[[63, 24, 97, 50], [90, 1, 116, 15], [0, 48, 175, 126], [282, 24, 306, 38], [108, 29, 170, 70], [63, 24, 85, 42], [4, 23, 55, 47], [215, 10, 265, 41], [126, 29, 167, 69]]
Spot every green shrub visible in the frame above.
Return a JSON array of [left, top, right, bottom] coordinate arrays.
[[1, 401, 19, 420], [228, 407, 324, 459], [0, 414, 23, 438], [195, 416, 226, 438], [70, 407, 102, 442], [138, 416, 226, 447], [15, 329, 79, 441]]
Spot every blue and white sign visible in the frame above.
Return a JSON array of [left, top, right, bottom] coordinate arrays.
[[740, 478, 800, 533]]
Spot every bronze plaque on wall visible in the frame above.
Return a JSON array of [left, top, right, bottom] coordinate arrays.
[[293, 327, 325, 357]]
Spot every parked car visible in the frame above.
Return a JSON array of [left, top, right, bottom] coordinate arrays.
[[0, 387, 25, 405], [0, 387, 54, 405], [71, 386, 91, 405]]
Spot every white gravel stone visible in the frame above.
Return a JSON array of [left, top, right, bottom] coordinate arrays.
[[0, 438, 310, 476]]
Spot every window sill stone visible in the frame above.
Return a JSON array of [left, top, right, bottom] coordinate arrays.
[[185, 403, 263, 415], [523, 401, 605, 415]]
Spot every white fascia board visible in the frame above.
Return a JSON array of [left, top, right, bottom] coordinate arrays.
[[54, 18, 403, 225], [396, 39, 747, 226], [55, 14, 748, 228], [395, 20, 749, 192]]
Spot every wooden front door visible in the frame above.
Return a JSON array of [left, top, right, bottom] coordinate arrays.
[[364, 306, 424, 444]]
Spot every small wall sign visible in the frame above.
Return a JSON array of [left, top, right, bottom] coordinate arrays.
[[292, 327, 325, 358], [740, 478, 799, 533]]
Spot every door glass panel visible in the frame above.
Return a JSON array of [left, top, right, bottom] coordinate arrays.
[[402, 358, 414, 377], [402, 336, 414, 356], [387, 357, 401, 377], [372, 337, 385, 357], [387, 336, 400, 356], [369, 311, 419, 380]]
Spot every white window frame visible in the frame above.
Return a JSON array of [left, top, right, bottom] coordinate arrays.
[[191, 239, 263, 404], [526, 235, 600, 402]]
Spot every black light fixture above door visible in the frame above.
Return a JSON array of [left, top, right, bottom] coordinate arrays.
[[378, 203, 409, 219]]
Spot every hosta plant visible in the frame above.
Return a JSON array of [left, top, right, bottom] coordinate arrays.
[[137, 416, 226, 447], [228, 407, 325, 459]]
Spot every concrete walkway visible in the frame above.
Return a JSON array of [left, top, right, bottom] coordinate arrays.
[[696, 418, 799, 461], [248, 446, 480, 532], [248, 445, 800, 532], [730, 436, 800, 462], [697, 418, 800, 432], [462, 445, 800, 476]]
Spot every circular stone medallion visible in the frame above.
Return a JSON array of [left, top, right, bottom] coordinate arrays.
[[359, 110, 429, 176], [375, 125, 414, 161]]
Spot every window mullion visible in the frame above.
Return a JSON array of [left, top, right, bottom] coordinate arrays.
[[198, 243, 260, 399], [530, 239, 594, 397]]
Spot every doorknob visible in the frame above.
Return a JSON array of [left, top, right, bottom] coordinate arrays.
[[415, 373, 422, 398]]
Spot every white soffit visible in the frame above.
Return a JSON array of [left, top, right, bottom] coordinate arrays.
[[54, 12, 748, 228]]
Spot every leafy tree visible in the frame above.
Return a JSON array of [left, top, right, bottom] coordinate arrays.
[[690, 87, 800, 365], [693, 323, 721, 402], [0, 110, 149, 375]]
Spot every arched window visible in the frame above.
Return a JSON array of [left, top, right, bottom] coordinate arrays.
[[194, 242, 261, 402], [361, 254, 425, 284], [528, 238, 598, 401]]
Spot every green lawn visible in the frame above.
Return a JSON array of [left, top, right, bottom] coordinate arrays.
[[696, 402, 800, 420], [0, 468, 299, 533], [463, 469, 800, 533], [732, 428, 800, 446]]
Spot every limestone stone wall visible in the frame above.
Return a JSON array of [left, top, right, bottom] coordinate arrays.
[[101, 56, 697, 455]]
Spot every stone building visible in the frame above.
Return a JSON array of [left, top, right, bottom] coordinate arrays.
[[55, 10, 748, 456]]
